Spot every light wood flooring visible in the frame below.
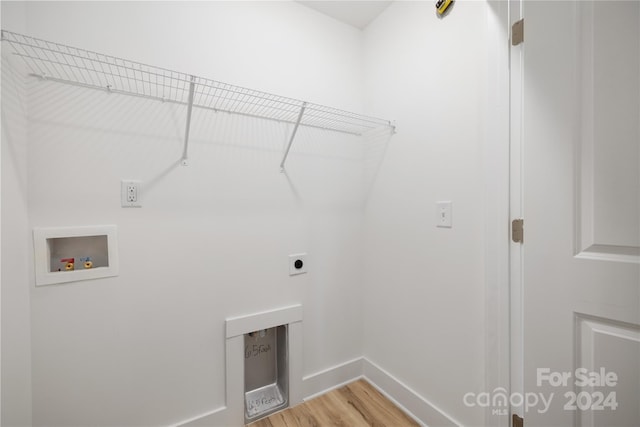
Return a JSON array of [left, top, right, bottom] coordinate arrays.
[[247, 379, 419, 427]]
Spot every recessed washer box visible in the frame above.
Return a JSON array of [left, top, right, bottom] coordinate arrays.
[[244, 325, 289, 423], [33, 225, 119, 286]]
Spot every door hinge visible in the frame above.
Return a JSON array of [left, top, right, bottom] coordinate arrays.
[[512, 219, 524, 243], [513, 413, 524, 427], [512, 18, 524, 46]]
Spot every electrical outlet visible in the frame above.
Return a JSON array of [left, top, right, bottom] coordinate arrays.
[[289, 253, 308, 276], [121, 180, 141, 208]]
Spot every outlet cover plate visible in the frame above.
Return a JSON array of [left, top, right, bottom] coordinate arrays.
[[121, 180, 141, 208], [289, 253, 307, 275]]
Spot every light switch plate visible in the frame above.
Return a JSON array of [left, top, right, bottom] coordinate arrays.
[[436, 201, 452, 228]]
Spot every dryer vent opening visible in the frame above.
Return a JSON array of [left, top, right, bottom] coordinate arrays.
[[244, 324, 288, 423]]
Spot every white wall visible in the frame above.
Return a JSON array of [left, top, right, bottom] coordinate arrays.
[[2, 1, 497, 426], [4, 2, 368, 425], [1, 3, 33, 426], [362, 2, 488, 425], [22, 1, 365, 113]]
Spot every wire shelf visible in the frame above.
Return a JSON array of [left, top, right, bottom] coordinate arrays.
[[1, 30, 393, 136]]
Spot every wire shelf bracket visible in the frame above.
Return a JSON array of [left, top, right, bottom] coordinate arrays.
[[1, 30, 395, 169], [181, 75, 196, 166], [280, 102, 307, 172]]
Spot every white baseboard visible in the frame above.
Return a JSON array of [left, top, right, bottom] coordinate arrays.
[[174, 357, 464, 427], [171, 405, 227, 427], [302, 357, 364, 400], [301, 357, 464, 426], [174, 358, 364, 427], [363, 358, 462, 427]]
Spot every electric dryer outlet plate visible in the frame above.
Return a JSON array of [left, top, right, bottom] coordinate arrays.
[[288, 253, 307, 275]]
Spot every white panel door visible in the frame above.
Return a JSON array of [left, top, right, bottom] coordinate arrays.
[[518, 1, 640, 426]]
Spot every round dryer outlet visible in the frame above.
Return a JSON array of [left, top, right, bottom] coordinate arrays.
[[288, 253, 307, 276]]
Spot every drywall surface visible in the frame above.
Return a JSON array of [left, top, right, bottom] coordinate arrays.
[[4, 1, 495, 425], [362, 2, 488, 425], [1, 3, 33, 426], [12, 2, 368, 425]]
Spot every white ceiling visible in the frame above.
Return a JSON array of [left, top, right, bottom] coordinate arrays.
[[297, 1, 393, 30]]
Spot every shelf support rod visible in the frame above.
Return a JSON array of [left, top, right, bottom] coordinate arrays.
[[181, 75, 196, 166], [280, 102, 307, 171]]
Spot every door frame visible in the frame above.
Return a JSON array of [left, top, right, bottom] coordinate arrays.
[[508, 0, 525, 423], [484, 1, 515, 426]]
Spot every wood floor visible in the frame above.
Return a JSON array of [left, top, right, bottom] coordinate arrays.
[[247, 379, 419, 427]]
